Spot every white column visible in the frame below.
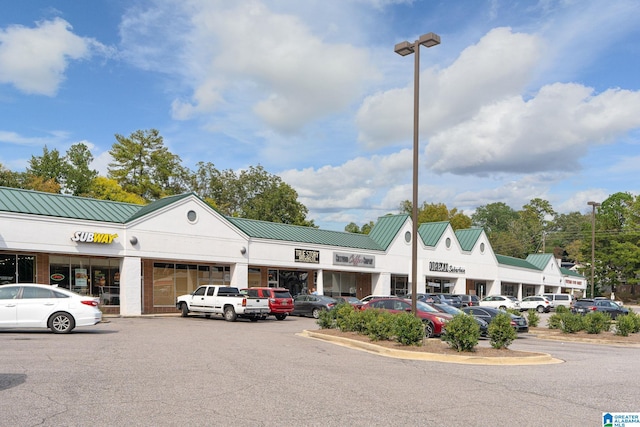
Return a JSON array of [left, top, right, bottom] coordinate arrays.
[[119, 256, 141, 316], [316, 269, 324, 295], [229, 262, 248, 288]]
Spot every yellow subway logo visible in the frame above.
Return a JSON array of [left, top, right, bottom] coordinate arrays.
[[71, 231, 118, 244]]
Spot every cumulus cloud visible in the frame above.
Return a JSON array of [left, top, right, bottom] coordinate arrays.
[[122, 1, 378, 134], [0, 18, 105, 96]]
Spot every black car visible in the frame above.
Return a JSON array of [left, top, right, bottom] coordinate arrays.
[[461, 306, 529, 333], [291, 295, 337, 318], [429, 303, 489, 336], [572, 299, 629, 319]]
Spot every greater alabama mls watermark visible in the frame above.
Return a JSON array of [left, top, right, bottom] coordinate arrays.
[[603, 413, 640, 427]]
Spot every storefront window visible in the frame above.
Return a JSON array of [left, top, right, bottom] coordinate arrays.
[[0, 254, 35, 284], [154, 263, 229, 306], [248, 268, 261, 287], [391, 275, 408, 296], [324, 272, 357, 297], [49, 256, 120, 304]]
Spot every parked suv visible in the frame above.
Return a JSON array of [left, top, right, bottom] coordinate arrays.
[[454, 294, 480, 308], [241, 287, 294, 320], [479, 295, 520, 310], [542, 293, 575, 309], [572, 299, 629, 319]]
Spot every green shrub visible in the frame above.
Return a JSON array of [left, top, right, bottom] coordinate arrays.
[[632, 312, 640, 333], [548, 313, 563, 329], [393, 312, 425, 346], [365, 310, 394, 341], [583, 312, 611, 334], [506, 308, 521, 316], [526, 309, 540, 327], [488, 313, 517, 349], [334, 303, 358, 332], [559, 312, 584, 334], [615, 314, 636, 337], [555, 305, 569, 314], [352, 308, 379, 334], [316, 308, 336, 329], [441, 314, 480, 352]]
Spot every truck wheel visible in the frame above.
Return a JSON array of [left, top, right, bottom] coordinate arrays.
[[250, 317, 259, 322], [312, 308, 321, 319], [275, 314, 287, 321], [224, 306, 237, 322], [180, 303, 189, 317]]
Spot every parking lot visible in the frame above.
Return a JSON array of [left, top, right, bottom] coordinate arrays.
[[1, 313, 639, 426]]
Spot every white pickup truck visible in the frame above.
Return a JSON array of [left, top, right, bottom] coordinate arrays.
[[176, 285, 270, 322]]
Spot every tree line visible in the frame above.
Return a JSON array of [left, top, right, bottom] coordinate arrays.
[[1, 128, 638, 298]]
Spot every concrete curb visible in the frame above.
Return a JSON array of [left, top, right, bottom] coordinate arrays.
[[300, 330, 564, 365]]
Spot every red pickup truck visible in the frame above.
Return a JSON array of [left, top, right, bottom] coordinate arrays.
[[241, 287, 294, 320]]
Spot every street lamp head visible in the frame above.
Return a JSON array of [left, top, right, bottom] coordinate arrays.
[[418, 32, 441, 48], [394, 41, 414, 56], [587, 201, 601, 208]]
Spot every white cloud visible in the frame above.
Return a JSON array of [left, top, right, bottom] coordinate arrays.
[[0, 18, 103, 96], [121, 1, 378, 134]]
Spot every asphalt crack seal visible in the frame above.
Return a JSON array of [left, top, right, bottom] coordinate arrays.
[[0, 373, 27, 391]]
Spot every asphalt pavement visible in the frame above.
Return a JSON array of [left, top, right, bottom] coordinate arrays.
[[1, 313, 639, 427]]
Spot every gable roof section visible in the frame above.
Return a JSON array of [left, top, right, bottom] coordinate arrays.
[[526, 253, 555, 270], [125, 193, 193, 222], [455, 228, 483, 252], [0, 186, 142, 223], [368, 214, 409, 250], [495, 254, 541, 271], [561, 267, 584, 278], [418, 221, 449, 247], [226, 217, 384, 251]]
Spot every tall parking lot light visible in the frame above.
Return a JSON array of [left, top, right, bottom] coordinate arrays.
[[394, 32, 440, 315], [587, 201, 601, 298]]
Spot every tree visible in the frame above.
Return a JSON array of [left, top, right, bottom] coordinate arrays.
[[192, 163, 315, 227], [344, 221, 375, 234], [64, 143, 98, 196], [108, 129, 188, 201], [86, 176, 146, 204], [399, 201, 472, 230], [26, 146, 66, 189], [0, 163, 22, 188], [472, 202, 518, 234]]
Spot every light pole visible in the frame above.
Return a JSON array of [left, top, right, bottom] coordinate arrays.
[[394, 32, 440, 315], [587, 201, 601, 298]]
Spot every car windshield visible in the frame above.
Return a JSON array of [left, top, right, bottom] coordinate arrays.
[[433, 303, 462, 315], [416, 301, 440, 313]]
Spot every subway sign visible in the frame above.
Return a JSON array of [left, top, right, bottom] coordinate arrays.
[[71, 231, 118, 244]]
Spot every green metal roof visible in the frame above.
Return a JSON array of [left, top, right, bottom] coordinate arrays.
[[495, 254, 541, 270], [125, 193, 193, 222], [526, 253, 555, 270], [226, 216, 384, 250], [0, 186, 142, 223], [368, 214, 409, 250], [418, 221, 449, 247], [455, 228, 483, 252], [560, 267, 583, 278]]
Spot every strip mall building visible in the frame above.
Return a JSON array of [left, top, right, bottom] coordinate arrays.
[[0, 187, 586, 315]]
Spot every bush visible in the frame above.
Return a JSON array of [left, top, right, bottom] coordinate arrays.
[[365, 310, 395, 341], [615, 314, 636, 337], [488, 313, 517, 349], [526, 309, 540, 327], [559, 312, 584, 334], [316, 308, 336, 329], [393, 312, 425, 346], [555, 305, 569, 314], [634, 312, 640, 333], [548, 313, 563, 329], [506, 308, 521, 316], [334, 303, 358, 332], [583, 312, 611, 334], [441, 314, 480, 352]]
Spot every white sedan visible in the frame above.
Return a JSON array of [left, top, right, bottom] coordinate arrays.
[[519, 296, 553, 313], [0, 283, 102, 333], [479, 295, 520, 310]]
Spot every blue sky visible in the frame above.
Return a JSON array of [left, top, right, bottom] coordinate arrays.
[[1, 0, 639, 231]]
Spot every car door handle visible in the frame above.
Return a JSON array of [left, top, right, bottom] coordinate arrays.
[[4, 304, 17, 308]]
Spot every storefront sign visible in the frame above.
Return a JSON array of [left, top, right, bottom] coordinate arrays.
[[71, 231, 118, 244], [429, 261, 465, 274], [295, 249, 320, 264], [333, 252, 375, 268]]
